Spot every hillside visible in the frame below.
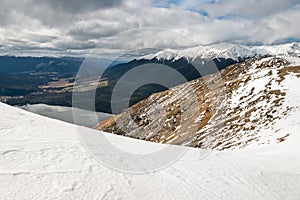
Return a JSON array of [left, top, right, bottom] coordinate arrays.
[[96, 55, 300, 150], [0, 55, 235, 113], [0, 102, 300, 199]]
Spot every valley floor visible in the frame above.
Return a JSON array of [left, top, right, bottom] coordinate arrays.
[[0, 102, 300, 199]]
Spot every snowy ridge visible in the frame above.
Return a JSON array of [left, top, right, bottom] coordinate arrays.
[[1, 102, 300, 199], [140, 42, 300, 61], [97, 56, 300, 150]]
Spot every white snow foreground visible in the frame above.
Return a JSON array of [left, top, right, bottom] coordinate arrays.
[[0, 102, 299, 200]]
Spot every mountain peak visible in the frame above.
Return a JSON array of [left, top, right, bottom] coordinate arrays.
[[139, 42, 300, 62]]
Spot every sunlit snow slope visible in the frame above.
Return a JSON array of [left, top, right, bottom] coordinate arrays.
[[0, 102, 300, 199]]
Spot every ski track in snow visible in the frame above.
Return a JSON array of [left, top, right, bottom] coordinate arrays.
[[0, 102, 300, 199]]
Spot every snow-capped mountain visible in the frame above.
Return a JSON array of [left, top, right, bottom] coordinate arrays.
[[2, 43, 300, 199], [96, 55, 300, 150], [1, 102, 300, 199], [140, 42, 300, 62]]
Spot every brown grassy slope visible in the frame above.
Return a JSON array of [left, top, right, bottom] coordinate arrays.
[[94, 56, 300, 150]]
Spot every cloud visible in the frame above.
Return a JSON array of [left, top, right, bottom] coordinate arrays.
[[35, 0, 123, 13], [199, 0, 300, 18], [251, 6, 300, 43], [0, 0, 299, 57]]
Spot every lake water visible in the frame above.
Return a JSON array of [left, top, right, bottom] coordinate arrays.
[[20, 104, 113, 127]]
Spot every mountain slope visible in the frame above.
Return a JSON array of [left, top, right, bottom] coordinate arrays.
[[1, 55, 236, 113], [96, 55, 300, 150], [0, 102, 300, 199], [140, 42, 300, 61]]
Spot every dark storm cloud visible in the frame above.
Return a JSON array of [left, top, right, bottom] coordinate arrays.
[[0, 12, 8, 26], [34, 0, 123, 13], [55, 41, 98, 50], [26, 34, 59, 43], [68, 25, 121, 41], [0, 0, 124, 28]]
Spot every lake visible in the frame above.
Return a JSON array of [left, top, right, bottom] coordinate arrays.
[[20, 104, 113, 128]]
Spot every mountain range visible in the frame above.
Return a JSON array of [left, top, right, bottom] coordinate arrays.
[[140, 42, 300, 61], [96, 43, 300, 150], [1, 43, 300, 115]]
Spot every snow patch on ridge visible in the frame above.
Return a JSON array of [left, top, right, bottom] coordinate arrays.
[[140, 42, 300, 61]]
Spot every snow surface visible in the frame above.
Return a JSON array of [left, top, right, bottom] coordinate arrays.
[[140, 42, 300, 61], [0, 102, 300, 199]]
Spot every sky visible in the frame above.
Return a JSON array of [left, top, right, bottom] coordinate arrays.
[[0, 0, 299, 58]]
